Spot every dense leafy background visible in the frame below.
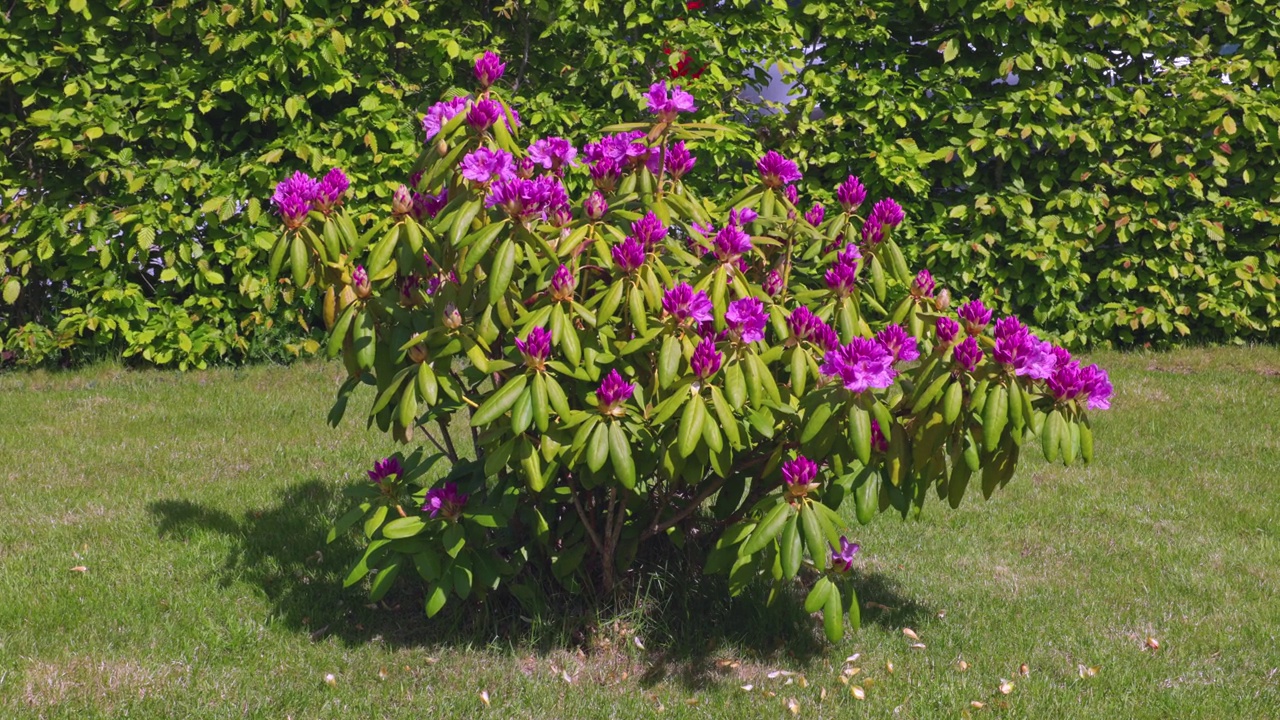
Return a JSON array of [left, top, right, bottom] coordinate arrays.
[[2, 0, 1276, 366]]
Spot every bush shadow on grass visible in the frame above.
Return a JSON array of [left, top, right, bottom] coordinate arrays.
[[148, 479, 931, 691]]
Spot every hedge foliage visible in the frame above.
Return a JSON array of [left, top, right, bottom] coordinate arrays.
[[2, 0, 1276, 366]]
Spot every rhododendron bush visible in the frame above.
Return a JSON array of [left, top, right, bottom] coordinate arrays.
[[273, 52, 1112, 642]]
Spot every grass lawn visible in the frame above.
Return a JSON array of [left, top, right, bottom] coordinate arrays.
[[2, 347, 1279, 718]]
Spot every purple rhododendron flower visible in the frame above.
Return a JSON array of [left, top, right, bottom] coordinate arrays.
[[422, 97, 469, 141], [584, 131, 649, 165], [935, 316, 960, 347], [583, 190, 608, 220], [788, 306, 838, 351], [423, 482, 468, 520], [516, 327, 552, 369], [712, 224, 752, 263], [589, 158, 622, 192], [957, 300, 993, 335], [783, 184, 799, 206], [783, 455, 818, 486], [597, 369, 635, 416], [860, 215, 884, 245], [763, 269, 784, 296], [1050, 345, 1072, 371], [912, 269, 935, 298], [611, 236, 646, 273], [466, 98, 504, 131], [821, 338, 897, 393], [272, 171, 319, 228], [757, 151, 802, 188], [367, 456, 402, 484], [725, 207, 759, 230], [649, 140, 697, 179], [690, 338, 722, 379], [836, 175, 867, 212], [876, 324, 921, 364], [992, 318, 1055, 379], [412, 189, 448, 221], [662, 283, 714, 323], [644, 81, 697, 122], [953, 336, 984, 372], [527, 137, 578, 173], [830, 536, 860, 572], [474, 50, 505, 88], [314, 168, 349, 213], [825, 259, 859, 297], [631, 212, 668, 247], [460, 147, 515, 184], [726, 297, 767, 343], [805, 203, 825, 226], [1047, 360, 1085, 401], [550, 264, 575, 301], [486, 176, 568, 222], [838, 242, 863, 266], [1079, 364, 1113, 410], [870, 419, 888, 453], [871, 197, 905, 227]]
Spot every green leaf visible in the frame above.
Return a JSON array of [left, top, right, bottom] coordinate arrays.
[[805, 576, 833, 613], [381, 515, 426, 539], [608, 422, 635, 488], [425, 582, 448, 617], [800, 503, 828, 571], [741, 502, 790, 557], [586, 421, 610, 472], [677, 393, 705, 458], [470, 374, 528, 426], [823, 584, 845, 642], [369, 559, 402, 602], [780, 513, 802, 579]]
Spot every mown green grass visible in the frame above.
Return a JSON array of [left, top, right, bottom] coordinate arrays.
[[2, 348, 1279, 718]]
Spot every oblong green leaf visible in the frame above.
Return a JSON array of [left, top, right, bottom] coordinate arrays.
[[470, 373, 529, 426]]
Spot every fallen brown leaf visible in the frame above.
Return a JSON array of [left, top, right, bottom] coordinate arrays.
[[909, 643, 927, 650], [851, 685, 866, 700], [903, 627, 920, 640], [971, 701, 986, 709], [70, 566, 87, 573], [786, 697, 800, 714], [1019, 663, 1029, 677], [956, 660, 970, 672]]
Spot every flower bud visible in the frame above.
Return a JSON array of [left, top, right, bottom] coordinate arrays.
[[442, 302, 463, 329], [935, 287, 952, 311], [584, 191, 608, 221], [392, 184, 413, 217], [408, 343, 429, 364], [549, 264, 575, 302], [352, 265, 371, 299]]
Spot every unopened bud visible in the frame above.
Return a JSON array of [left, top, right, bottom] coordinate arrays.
[[935, 287, 951, 311], [392, 184, 413, 217], [442, 302, 463, 329], [408, 344, 429, 364], [352, 265, 371, 299], [435, 138, 449, 157]]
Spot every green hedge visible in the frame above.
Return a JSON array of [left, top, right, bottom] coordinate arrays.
[[2, 0, 1276, 366]]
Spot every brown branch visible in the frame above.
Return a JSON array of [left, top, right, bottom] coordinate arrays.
[[641, 474, 726, 540]]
